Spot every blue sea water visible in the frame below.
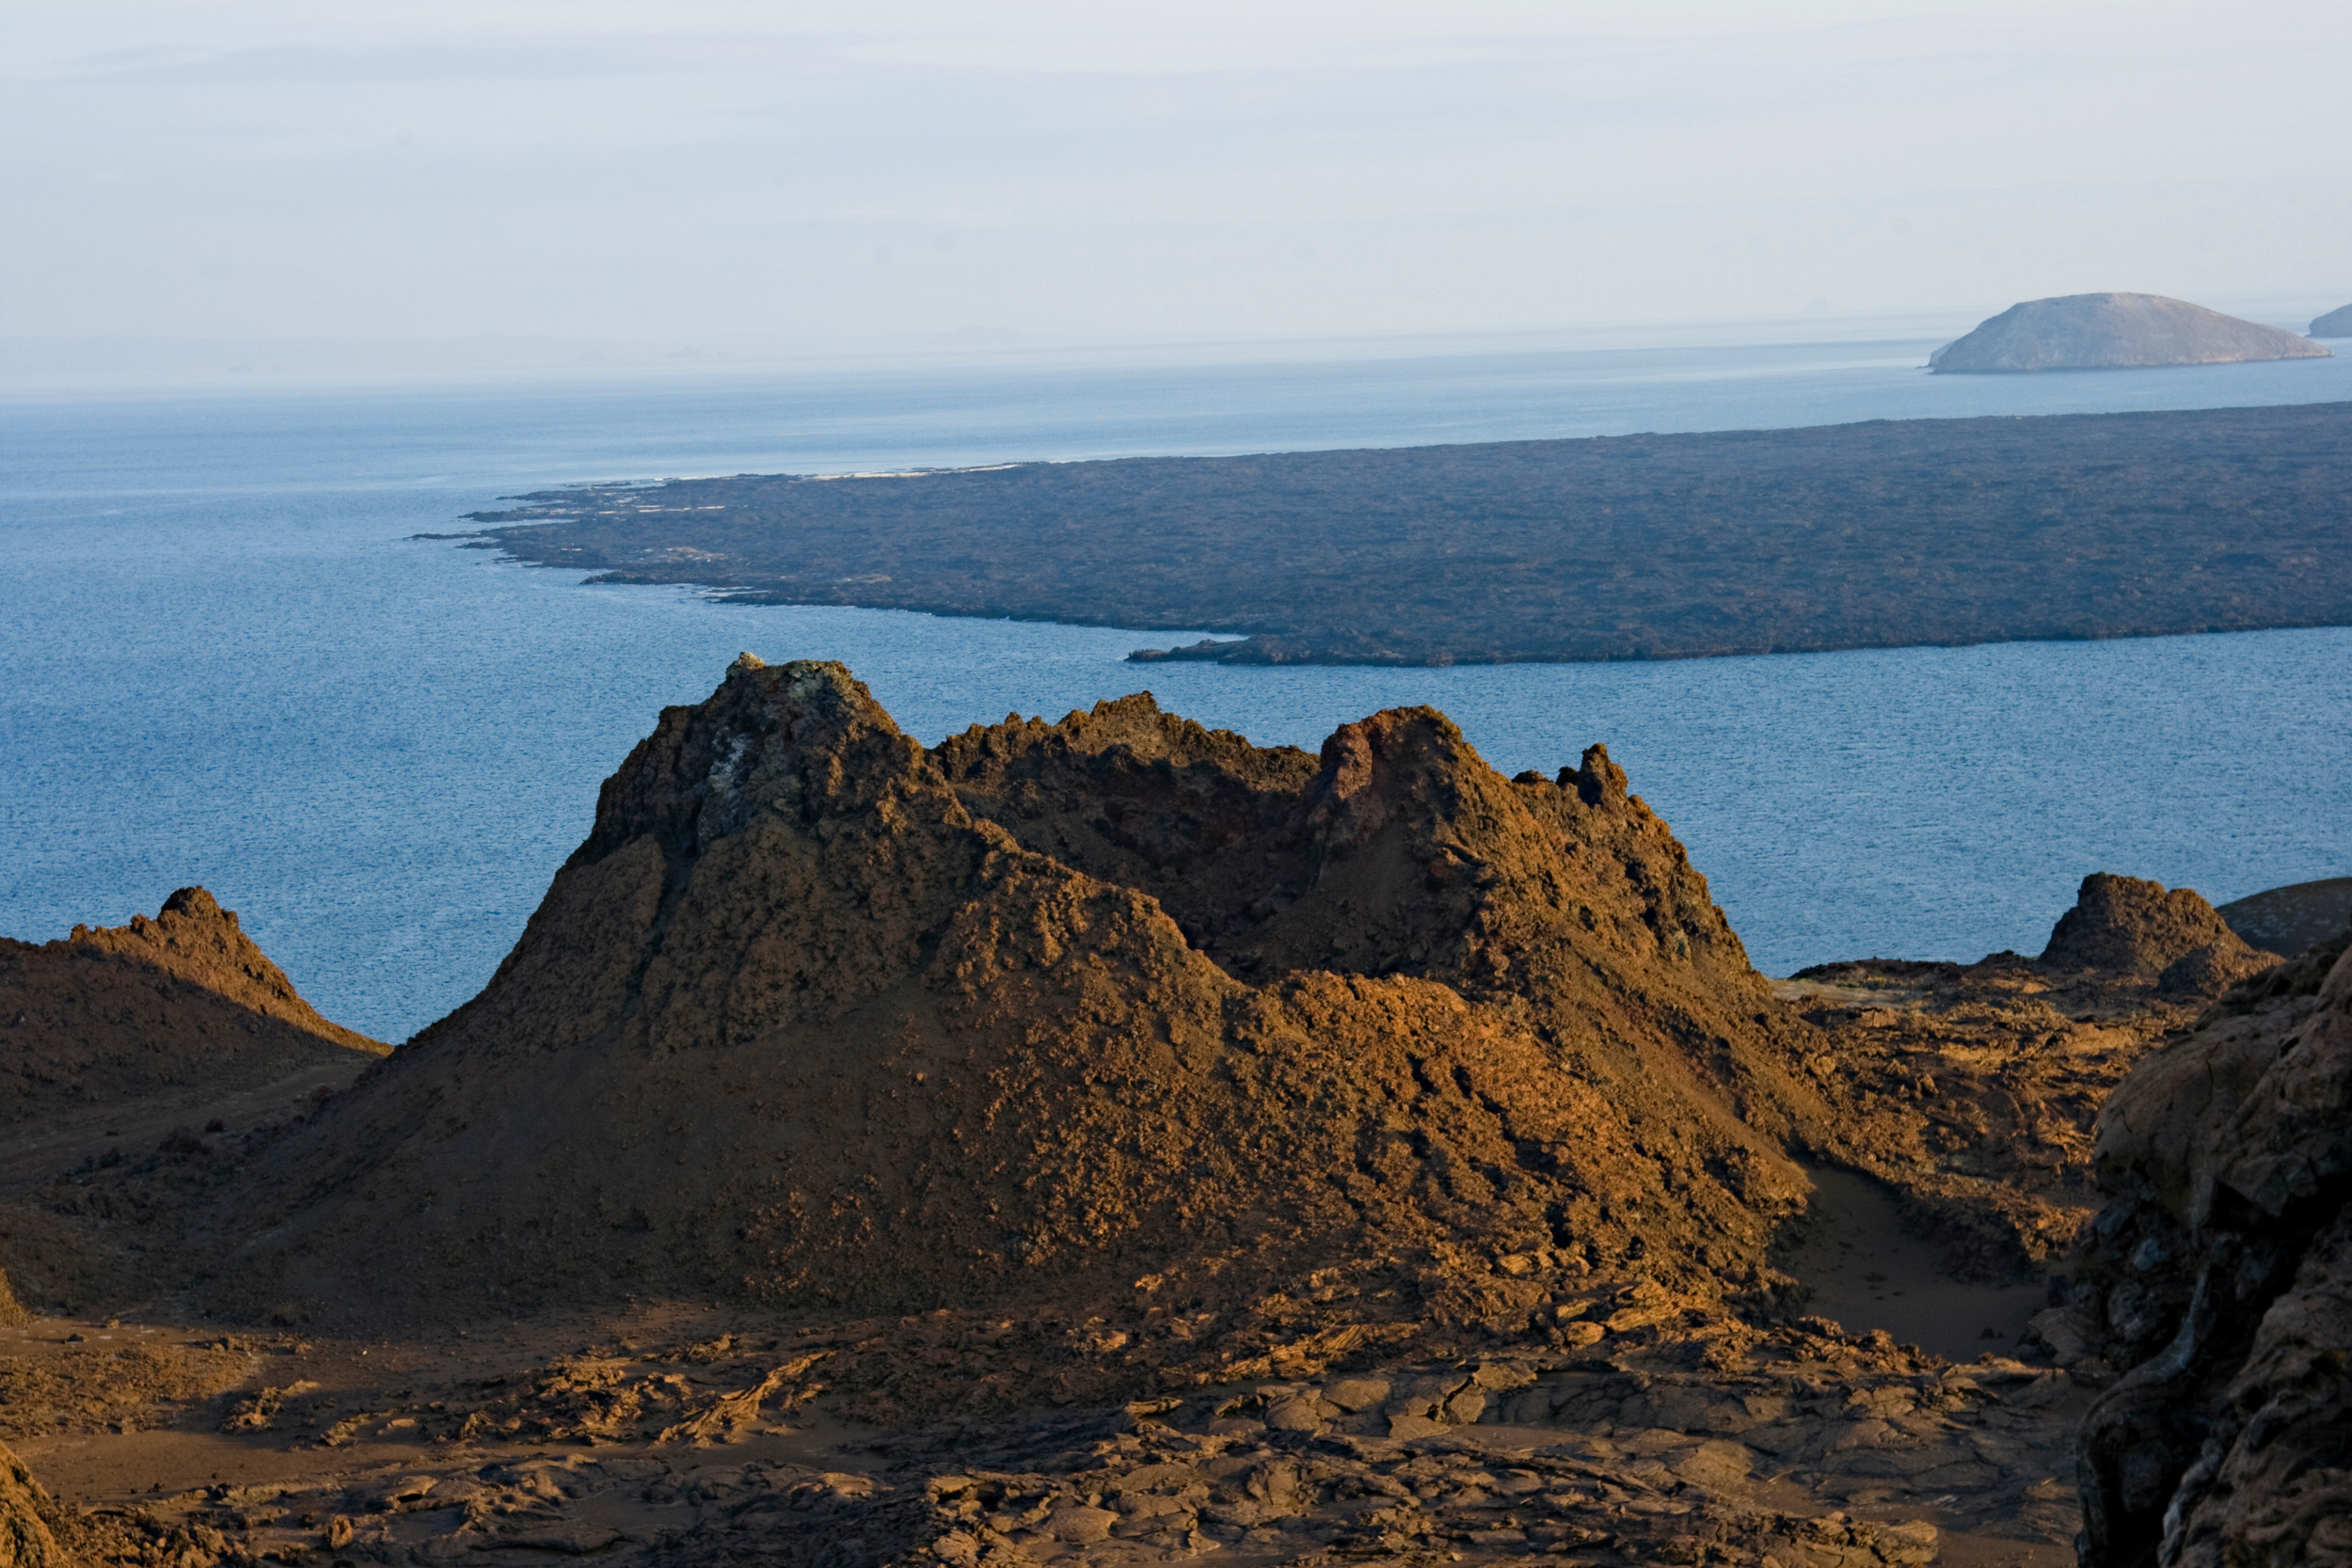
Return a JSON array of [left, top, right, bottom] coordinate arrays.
[[3, 329, 2348, 1039]]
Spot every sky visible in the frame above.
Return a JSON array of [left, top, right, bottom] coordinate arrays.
[[6, 0, 2349, 352]]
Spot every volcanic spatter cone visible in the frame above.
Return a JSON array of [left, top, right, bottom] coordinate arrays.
[[221, 659, 1834, 1326]]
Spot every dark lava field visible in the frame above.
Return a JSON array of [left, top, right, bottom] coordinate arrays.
[[455, 403, 2352, 666]]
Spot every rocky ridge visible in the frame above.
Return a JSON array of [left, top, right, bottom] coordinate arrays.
[[1930, 293, 2330, 373], [0, 888, 385, 1127]]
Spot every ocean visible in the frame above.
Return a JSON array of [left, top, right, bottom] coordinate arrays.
[[4, 326, 2348, 1039]]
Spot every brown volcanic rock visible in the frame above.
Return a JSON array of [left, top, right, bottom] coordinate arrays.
[[1931, 293, 2331, 373], [211, 659, 1833, 1330], [2040, 872, 2274, 997], [0, 887, 385, 1126], [1770, 875, 2298, 1290], [932, 693, 1805, 1127], [2071, 934, 2352, 1567], [1777, 954, 2197, 1281], [0, 1438, 73, 1568]]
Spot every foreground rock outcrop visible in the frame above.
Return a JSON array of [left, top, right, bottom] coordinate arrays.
[[0, 1437, 74, 1568], [1930, 293, 2331, 373], [2069, 931, 2352, 1566], [207, 658, 1841, 1331], [0, 888, 384, 1127]]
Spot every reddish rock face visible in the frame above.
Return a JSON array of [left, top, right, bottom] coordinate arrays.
[[212, 658, 1837, 1330]]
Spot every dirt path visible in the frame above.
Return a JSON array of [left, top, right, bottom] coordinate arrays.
[[1777, 1168, 2061, 1362]]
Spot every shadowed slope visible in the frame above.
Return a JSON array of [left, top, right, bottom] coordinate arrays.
[[2073, 935, 2352, 1566]]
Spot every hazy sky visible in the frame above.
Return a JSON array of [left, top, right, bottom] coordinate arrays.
[[8, 0, 2348, 347]]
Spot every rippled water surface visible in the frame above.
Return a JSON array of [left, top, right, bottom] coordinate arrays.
[[4, 332, 2347, 1037]]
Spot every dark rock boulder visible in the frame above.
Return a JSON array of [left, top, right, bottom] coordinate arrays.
[[2072, 932, 2352, 1566], [1930, 293, 2331, 373], [2040, 873, 2274, 997]]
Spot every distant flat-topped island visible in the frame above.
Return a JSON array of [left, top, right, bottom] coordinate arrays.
[[453, 402, 2352, 666]]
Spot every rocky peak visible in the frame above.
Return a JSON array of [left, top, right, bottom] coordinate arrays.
[[1, 889, 382, 1129], [576, 657, 943, 868], [1563, 742, 1629, 807], [2040, 872, 2273, 996], [57, 885, 376, 1052], [160, 885, 226, 922], [1301, 706, 1486, 884]]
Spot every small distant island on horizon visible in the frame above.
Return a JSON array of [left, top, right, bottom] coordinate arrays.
[[1929, 292, 2330, 373], [450, 401, 2352, 668]]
